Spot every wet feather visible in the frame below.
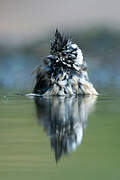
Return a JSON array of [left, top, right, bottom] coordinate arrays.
[[33, 30, 98, 96]]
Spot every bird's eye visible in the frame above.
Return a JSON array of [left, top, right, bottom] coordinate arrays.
[[62, 52, 66, 56]]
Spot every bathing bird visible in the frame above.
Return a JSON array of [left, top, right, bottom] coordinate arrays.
[[33, 29, 98, 96]]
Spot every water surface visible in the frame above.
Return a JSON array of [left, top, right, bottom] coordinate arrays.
[[0, 93, 120, 180]]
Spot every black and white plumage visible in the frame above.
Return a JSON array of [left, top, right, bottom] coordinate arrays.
[[34, 30, 98, 96]]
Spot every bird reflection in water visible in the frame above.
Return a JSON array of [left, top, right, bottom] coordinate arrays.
[[35, 95, 97, 162]]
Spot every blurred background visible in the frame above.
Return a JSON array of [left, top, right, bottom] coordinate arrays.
[[1, 1, 120, 180], [0, 0, 120, 93]]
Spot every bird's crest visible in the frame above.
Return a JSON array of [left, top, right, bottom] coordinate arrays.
[[50, 29, 70, 54]]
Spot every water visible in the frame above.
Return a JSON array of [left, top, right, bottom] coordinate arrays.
[[0, 92, 120, 180]]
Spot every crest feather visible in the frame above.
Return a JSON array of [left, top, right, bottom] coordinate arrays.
[[50, 29, 69, 53]]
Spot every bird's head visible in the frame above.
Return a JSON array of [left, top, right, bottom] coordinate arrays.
[[45, 30, 83, 71]]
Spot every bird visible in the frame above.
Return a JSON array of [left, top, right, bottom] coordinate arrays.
[[33, 29, 98, 96]]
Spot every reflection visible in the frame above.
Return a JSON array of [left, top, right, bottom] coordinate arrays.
[[35, 95, 97, 162]]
